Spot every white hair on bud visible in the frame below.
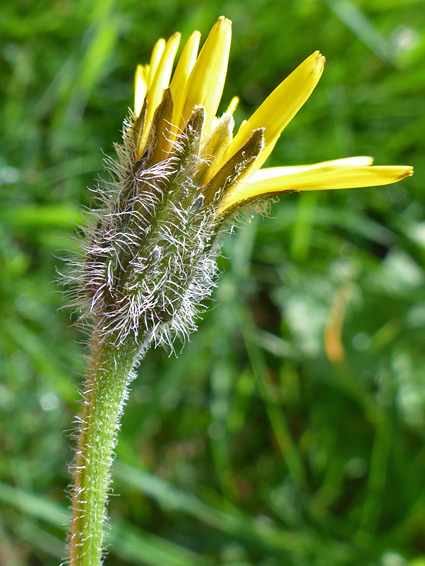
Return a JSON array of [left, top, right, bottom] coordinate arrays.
[[64, 111, 225, 351]]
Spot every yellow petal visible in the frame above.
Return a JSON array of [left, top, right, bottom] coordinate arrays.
[[148, 38, 166, 86], [226, 96, 239, 115], [250, 156, 375, 181], [181, 17, 232, 136], [224, 51, 325, 175], [169, 30, 201, 135], [218, 165, 413, 214], [140, 32, 181, 155], [134, 65, 148, 116]]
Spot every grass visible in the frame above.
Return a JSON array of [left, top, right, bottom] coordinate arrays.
[[1, 0, 425, 564]]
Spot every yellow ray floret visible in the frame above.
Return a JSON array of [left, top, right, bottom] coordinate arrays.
[[218, 163, 413, 214], [249, 157, 375, 180], [131, 17, 412, 213], [181, 17, 232, 136], [134, 65, 148, 117], [223, 51, 325, 175], [169, 31, 201, 136], [148, 38, 166, 86], [140, 33, 181, 152], [225, 96, 239, 116]]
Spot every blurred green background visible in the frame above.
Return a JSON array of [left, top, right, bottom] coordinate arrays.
[[1, 0, 425, 564]]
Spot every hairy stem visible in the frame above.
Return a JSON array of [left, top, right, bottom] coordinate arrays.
[[69, 333, 148, 566]]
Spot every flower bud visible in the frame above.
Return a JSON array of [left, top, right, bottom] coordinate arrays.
[[68, 18, 412, 350]]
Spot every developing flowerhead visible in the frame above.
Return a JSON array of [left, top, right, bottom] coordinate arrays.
[[74, 17, 412, 348]]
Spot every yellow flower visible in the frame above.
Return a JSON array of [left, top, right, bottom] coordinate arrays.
[[76, 16, 414, 347], [133, 17, 412, 217]]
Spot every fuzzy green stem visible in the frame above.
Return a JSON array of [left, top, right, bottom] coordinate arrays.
[[69, 333, 147, 566]]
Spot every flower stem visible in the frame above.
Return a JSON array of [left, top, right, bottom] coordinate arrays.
[[69, 333, 147, 566]]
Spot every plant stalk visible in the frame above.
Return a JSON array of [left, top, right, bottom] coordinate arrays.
[[69, 332, 147, 566]]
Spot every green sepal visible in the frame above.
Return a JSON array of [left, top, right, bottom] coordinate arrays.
[[132, 99, 147, 159], [195, 113, 234, 184], [147, 88, 174, 166], [201, 128, 264, 206]]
